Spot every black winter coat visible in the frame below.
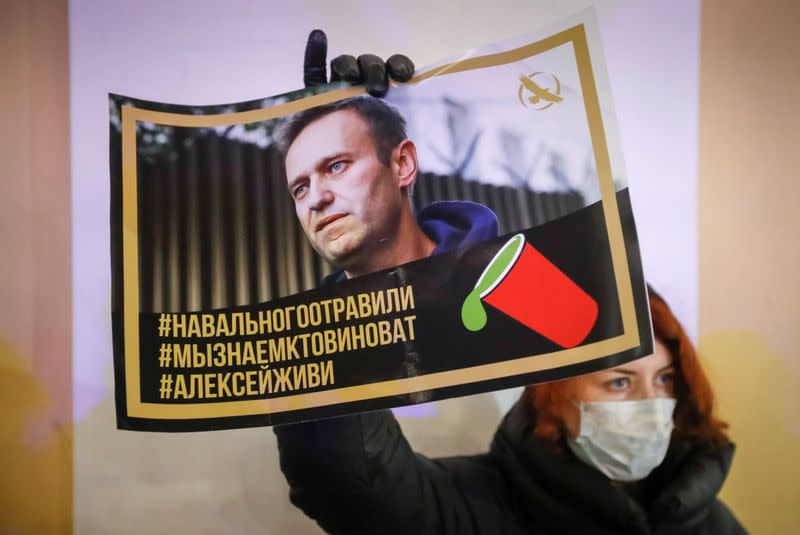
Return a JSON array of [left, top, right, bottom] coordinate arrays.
[[274, 398, 746, 535]]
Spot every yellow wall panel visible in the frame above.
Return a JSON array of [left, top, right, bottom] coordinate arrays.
[[699, 1, 800, 532]]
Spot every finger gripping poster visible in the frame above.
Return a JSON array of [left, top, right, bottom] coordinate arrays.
[[110, 11, 653, 432]]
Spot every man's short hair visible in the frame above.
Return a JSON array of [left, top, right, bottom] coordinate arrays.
[[277, 96, 408, 166]]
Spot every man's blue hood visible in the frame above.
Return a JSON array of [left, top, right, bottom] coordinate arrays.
[[321, 200, 498, 286], [418, 201, 499, 256]]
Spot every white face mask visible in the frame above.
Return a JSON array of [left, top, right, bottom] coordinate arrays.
[[566, 397, 677, 482]]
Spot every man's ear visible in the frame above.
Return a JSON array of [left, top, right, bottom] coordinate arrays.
[[391, 139, 418, 190]]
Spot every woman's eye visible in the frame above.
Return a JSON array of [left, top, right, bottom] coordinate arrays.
[[607, 377, 629, 390], [657, 372, 675, 385], [330, 161, 344, 172]]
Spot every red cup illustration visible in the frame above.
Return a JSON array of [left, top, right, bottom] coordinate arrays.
[[461, 234, 598, 348]]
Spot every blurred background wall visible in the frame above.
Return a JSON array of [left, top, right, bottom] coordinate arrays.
[[0, 0, 797, 533], [698, 1, 800, 532], [0, 0, 72, 533]]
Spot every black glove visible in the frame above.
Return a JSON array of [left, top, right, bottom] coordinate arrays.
[[303, 29, 414, 98]]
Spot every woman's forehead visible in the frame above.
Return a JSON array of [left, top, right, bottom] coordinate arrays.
[[608, 339, 674, 374]]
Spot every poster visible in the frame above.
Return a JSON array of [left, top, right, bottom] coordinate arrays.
[[110, 12, 652, 432]]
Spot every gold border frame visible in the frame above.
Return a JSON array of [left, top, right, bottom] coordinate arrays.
[[121, 24, 639, 419]]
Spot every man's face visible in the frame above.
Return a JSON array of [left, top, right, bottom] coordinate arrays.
[[285, 109, 404, 270]]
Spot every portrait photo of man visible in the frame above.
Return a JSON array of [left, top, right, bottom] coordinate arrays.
[[278, 96, 499, 283], [111, 23, 647, 430]]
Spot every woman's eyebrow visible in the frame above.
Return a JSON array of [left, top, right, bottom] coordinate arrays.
[[605, 364, 675, 377], [607, 368, 637, 376]]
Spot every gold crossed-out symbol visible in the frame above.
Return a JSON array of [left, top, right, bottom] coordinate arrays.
[[517, 72, 563, 110]]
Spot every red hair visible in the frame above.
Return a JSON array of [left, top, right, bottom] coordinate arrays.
[[530, 285, 730, 450]]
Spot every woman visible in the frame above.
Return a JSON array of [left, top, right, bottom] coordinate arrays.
[[275, 287, 746, 534]]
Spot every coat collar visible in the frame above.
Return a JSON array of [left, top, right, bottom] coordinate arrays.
[[490, 396, 735, 534]]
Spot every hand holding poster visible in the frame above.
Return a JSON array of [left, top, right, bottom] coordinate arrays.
[[110, 11, 652, 432]]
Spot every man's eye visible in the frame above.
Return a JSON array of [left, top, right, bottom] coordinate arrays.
[[293, 185, 308, 198], [330, 161, 345, 173]]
